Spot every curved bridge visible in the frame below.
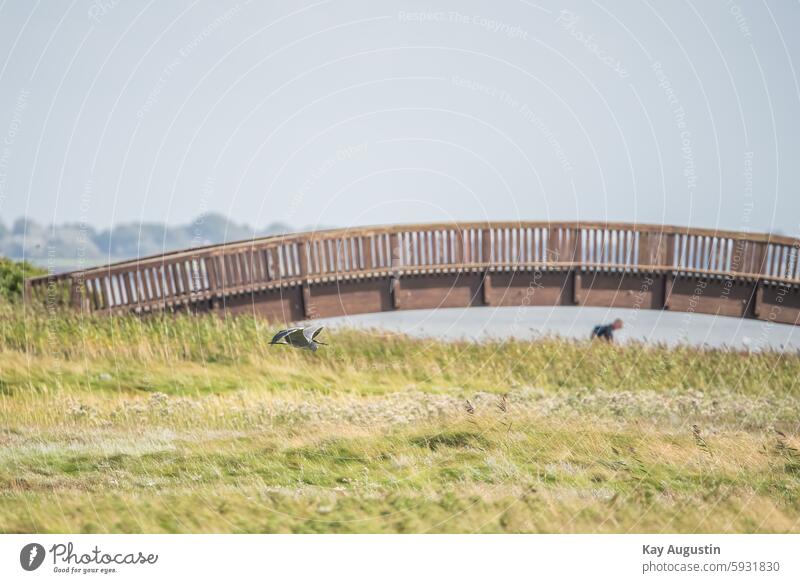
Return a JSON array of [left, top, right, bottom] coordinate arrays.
[[27, 222, 800, 326]]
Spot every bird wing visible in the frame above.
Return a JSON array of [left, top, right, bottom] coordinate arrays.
[[286, 328, 308, 344], [271, 327, 301, 344], [303, 325, 325, 343]]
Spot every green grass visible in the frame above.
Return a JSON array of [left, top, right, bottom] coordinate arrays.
[[0, 257, 45, 302], [1, 306, 799, 533]]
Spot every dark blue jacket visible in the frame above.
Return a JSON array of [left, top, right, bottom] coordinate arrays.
[[591, 324, 615, 341]]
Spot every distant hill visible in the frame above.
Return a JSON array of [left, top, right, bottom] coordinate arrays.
[[0, 214, 320, 273]]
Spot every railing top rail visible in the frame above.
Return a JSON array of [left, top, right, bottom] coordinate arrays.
[[27, 221, 800, 284]]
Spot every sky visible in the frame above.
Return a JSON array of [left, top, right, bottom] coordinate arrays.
[[0, 0, 798, 236]]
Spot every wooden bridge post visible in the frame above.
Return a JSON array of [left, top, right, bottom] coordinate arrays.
[[391, 232, 402, 309], [206, 253, 221, 311], [752, 240, 769, 320], [73, 275, 90, 312], [298, 239, 313, 319], [753, 280, 765, 319], [572, 272, 583, 305], [663, 233, 676, 309], [571, 227, 582, 305], [361, 235, 373, 271], [481, 228, 493, 305]]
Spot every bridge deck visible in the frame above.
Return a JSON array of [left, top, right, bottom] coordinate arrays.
[[26, 222, 800, 326]]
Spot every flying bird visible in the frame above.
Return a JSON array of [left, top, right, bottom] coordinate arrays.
[[269, 325, 328, 351]]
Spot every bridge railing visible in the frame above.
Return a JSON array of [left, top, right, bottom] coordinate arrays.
[[26, 222, 800, 314]]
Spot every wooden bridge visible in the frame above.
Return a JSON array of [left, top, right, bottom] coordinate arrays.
[[26, 222, 800, 326]]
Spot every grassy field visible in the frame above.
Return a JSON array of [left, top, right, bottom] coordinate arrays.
[[1, 306, 799, 533]]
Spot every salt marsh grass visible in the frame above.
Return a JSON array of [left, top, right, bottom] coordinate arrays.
[[1, 306, 799, 533]]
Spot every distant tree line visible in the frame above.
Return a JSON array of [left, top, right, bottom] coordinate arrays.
[[0, 214, 308, 273]]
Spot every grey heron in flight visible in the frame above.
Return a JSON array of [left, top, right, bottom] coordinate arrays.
[[269, 325, 328, 351]]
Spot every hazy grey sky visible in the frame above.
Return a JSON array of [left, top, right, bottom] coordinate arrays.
[[0, 0, 798, 235]]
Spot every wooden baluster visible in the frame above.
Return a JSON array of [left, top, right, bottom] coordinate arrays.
[[559, 228, 571, 265], [222, 254, 234, 287], [317, 241, 325, 275], [361, 235, 372, 271], [650, 231, 662, 268], [454, 228, 465, 265], [273, 246, 283, 279], [258, 246, 270, 281], [152, 268, 163, 302], [253, 248, 264, 282], [74, 277, 87, 312], [547, 227, 560, 265], [390, 233, 403, 309], [169, 263, 182, 297], [481, 228, 493, 305], [238, 251, 249, 286], [664, 233, 675, 270], [121, 270, 134, 307], [226, 253, 238, 286], [259, 248, 270, 281], [348, 238, 357, 271], [297, 240, 309, 277], [697, 236, 706, 271], [214, 255, 225, 288], [297, 239, 311, 317], [334, 239, 343, 273], [637, 232, 651, 269], [66, 276, 79, 310], [181, 261, 191, 295], [713, 238, 723, 272], [84, 279, 95, 310], [752, 241, 767, 278], [166, 264, 176, 298], [235, 252, 246, 285], [650, 231, 663, 268], [206, 254, 219, 291], [90, 278, 100, 310], [159, 265, 171, 299], [481, 228, 492, 265], [244, 250, 254, 284]]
